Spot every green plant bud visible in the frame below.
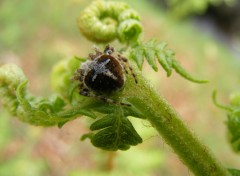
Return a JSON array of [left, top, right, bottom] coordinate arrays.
[[77, 0, 143, 44]]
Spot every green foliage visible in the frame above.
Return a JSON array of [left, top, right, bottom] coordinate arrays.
[[77, 0, 142, 44], [51, 57, 146, 150], [129, 40, 208, 83], [0, 64, 28, 115], [0, 64, 94, 126], [0, 57, 145, 150], [213, 90, 240, 153], [51, 56, 83, 103], [86, 107, 142, 151], [78, 101, 145, 151], [228, 113, 240, 152], [0, 0, 235, 175]]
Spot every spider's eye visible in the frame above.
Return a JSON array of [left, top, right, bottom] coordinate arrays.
[[105, 49, 112, 55], [104, 45, 114, 55]]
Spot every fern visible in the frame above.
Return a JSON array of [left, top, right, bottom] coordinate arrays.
[[129, 40, 208, 83], [213, 90, 240, 153], [0, 0, 234, 175], [84, 108, 143, 151], [78, 94, 146, 151]]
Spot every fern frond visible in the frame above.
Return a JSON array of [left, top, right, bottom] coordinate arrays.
[[82, 106, 142, 151], [130, 40, 208, 83]]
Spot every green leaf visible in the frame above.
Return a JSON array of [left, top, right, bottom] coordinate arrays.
[[156, 43, 172, 76], [58, 121, 68, 128], [227, 111, 240, 152], [88, 108, 142, 151], [57, 108, 96, 119], [51, 96, 66, 112], [172, 59, 208, 83], [90, 115, 115, 131], [80, 101, 116, 115], [213, 90, 240, 153], [129, 40, 208, 83], [130, 48, 144, 70], [80, 133, 94, 141], [51, 56, 82, 103], [212, 90, 232, 111], [16, 81, 59, 126], [144, 40, 158, 71], [15, 79, 95, 127]]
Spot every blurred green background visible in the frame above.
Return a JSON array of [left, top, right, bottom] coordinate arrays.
[[0, 0, 240, 175]]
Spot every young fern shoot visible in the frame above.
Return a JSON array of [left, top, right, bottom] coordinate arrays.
[[0, 0, 235, 175]]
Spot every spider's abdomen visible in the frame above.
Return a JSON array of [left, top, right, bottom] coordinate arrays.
[[84, 55, 125, 94]]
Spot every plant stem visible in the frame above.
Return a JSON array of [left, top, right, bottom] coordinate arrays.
[[104, 152, 117, 171], [123, 69, 230, 176]]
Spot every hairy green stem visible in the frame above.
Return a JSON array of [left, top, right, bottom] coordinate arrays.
[[122, 67, 230, 176]]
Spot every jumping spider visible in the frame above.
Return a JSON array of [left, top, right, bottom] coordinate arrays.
[[74, 45, 137, 106]]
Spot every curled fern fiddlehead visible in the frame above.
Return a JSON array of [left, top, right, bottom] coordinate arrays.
[[213, 90, 240, 153], [51, 56, 83, 104], [0, 64, 27, 115], [0, 1, 233, 174], [0, 0, 208, 152], [0, 64, 95, 126], [77, 0, 143, 44]]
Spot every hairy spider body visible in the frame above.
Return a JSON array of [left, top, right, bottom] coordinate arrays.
[[82, 54, 125, 94], [74, 45, 137, 106]]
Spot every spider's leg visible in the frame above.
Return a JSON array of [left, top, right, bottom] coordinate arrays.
[[88, 53, 96, 60], [93, 45, 103, 55], [80, 90, 131, 107], [118, 55, 138, 84], [73, 68, 84, 81], [104, 45, 115, 55], [88, 45, 103, 60]]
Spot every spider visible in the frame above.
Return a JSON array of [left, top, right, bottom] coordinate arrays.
[[74, 45, 137, 106]]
